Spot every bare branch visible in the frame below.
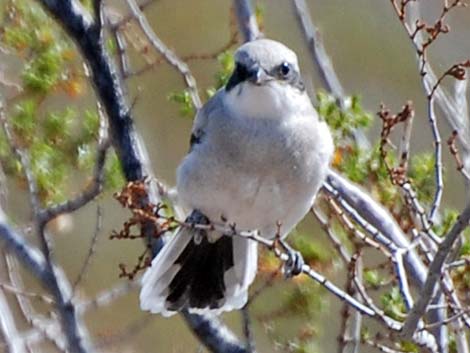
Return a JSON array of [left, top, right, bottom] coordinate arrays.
[[30, 1, 248, 350], [241, 306, 256, 353], [233, 0, 261, 42], [338, 251, 362, 353], [325, 170, 428, 287], [72, 205, 102, 292], [124, 0, 202, 110], [183, 312, 249, 353], [0, 207, 93, 353], [0, 257, 28, 353], [402, 202, 470, 339], [39, 112, 109, 224], [5, 254, 64, 351], [292, 0, 345, 103]]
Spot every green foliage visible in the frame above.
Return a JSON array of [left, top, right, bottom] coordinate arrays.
[[399, 341, 419, 353], [336, 143, 399, 207], [79, 0, 93, 13], [2, 1, 76, 94], [409, 153, 436, 204], [22, 47, 64, 92], [11, 100, 37, 141], [363, 269, 383, 288], [282, 282, 326, 318], [82, 110, 100, 142], [1, 101, 122, 204], [449, 336, 457, 353], [381, 287, 406, 320], [106, 37, 117, 55], [30, 141, 67, 202], [0, 0, 125, 206], [43, 108, 75, 143], [168, 90, 195, 117], [285, 338, 319, 353], [255, 3, 265, 29], [316, 92, 372, 143], [289, 232, 332, 265], [214, 51, 235, 89], [3, 25, 31, 50], [105, 152, 125, 190], [318, 92, 403, 206], [170, 51, 235, 117], [433, 209, 458, 236]]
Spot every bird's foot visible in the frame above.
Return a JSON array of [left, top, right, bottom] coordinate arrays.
[[186, 210, 210, 244], [277, 239, 304, 278]]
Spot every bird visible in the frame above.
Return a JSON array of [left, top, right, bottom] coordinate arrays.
[[140, 39, 334, 316]]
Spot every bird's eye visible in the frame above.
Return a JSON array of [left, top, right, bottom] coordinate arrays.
[[278, 62, 291, 78]]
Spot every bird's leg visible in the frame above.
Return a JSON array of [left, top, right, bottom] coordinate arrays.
[[186, 210, 210, 244], [277, 238, 304, 278]]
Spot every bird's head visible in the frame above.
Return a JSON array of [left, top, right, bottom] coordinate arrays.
[[224, 39, 309, 120]]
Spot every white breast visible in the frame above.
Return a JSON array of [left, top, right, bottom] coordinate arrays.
[[176, 103, 333, 239]]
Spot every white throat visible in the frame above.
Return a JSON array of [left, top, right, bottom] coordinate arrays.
[[224, 82, 310, 120]]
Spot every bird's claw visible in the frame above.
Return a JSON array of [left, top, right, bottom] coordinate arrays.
[[187, 210, 210, 245], [277, 239, 304, 278]]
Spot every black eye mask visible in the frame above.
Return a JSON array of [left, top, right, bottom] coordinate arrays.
[[226, 62, 305, 92]]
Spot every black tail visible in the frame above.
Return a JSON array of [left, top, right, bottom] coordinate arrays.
[[166, 233, 235, 311]]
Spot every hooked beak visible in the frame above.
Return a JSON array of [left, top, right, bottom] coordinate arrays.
[[225, 63, 273, 91], [247, 66, 272, 85]]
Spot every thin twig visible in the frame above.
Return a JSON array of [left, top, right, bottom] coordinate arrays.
[[402, 202, 470, 338], [0, 252, 28, 353], [72, 205, 103, 292], [292, 0, 344, 104], [124, 0, 202, 110], [241, 305, 256, 353], [337, 250, 362, 353]]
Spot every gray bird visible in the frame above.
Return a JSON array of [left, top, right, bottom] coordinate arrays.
[[140, 39, 334, 316]]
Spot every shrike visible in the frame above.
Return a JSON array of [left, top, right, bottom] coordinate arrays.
[[140, 39, 334, 316]]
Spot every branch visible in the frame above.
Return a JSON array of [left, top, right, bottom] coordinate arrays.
[[124, 0, 202, 110], [182, 312, 249, 353], [39, 105, 109, 223], [338, 251, 362, 353], [292, 0, 370, 148], [37, 0, 145, 182], [5, 254, 65, 351], [241, 306, 256, 353], [0, 208, 93, 353], [292, 0, 344, 103], [72, 205, 102, 292], [233, 0, 261, 42], [402, 202, 470, 339], [0, 259, 28, 353], [35, 1, 249, 351], [325, 170, 427, 287]]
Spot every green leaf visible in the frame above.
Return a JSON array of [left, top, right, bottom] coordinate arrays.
[[105, 151, 125, 190], [22, 47, 63, 92], [43, 108, 75, 143], [409, 153, 436, 204], [12, 100, 37, 142], [316, 92, 372, 143], [168, 90, 195, 117], [364, 269, 382, 288], [381, 287, 406, 320], [399, 340, 419, 353], [289, 233, 331, 264], [215, 51, 235, 89], [81, 110, 100, 143]]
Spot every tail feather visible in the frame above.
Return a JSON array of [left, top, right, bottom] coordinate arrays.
[[167, 235, 234, 310], [140, 214, 258, 316]]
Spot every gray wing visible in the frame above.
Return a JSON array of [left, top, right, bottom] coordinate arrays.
[[189, 90, 225, 151]]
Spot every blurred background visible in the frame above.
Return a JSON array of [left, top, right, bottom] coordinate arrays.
[[1, 0, 469, 352]]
